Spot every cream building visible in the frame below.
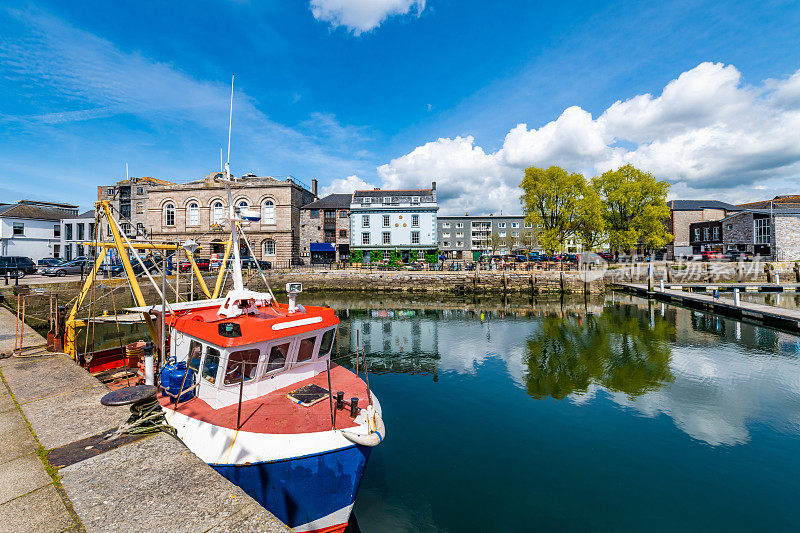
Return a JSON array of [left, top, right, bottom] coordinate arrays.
[[145, 172, 316, 265]]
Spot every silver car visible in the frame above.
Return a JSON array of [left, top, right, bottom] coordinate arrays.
[[41, 259, 91, 277]]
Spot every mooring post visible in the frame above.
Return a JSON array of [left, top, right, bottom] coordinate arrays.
[[737, 261, 743, 283], [647, 261, 654, 293], [660, 278, 664, 291], [734, 288, 740, 306]]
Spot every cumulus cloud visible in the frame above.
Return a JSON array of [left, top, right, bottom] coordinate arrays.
[[370, 62, 800, 214], [310, 0, 425, 35], [319, 174, 376, 196]]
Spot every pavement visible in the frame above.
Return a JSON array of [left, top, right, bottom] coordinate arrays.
[[0, 307, 290, 533]]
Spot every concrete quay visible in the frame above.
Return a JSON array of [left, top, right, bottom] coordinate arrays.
[[0, 308, 290, 533]]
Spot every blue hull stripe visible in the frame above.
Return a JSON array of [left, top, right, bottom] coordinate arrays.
[[212, 445, 371, 529]]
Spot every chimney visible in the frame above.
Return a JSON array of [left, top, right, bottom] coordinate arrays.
[[432, 181, 436, 190], [312, 178, 318, 198]]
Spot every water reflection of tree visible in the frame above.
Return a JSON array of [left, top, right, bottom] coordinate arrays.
[[524, 303, 675, 400]]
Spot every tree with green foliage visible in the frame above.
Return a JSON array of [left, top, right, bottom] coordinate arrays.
[[575, 185, 606, 251], [519, 166, 587, 254], [592, 164, 672, 253]]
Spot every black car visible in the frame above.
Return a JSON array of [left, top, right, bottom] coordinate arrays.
[[724, 250, 753, 261], [0, 256, 37, 278], [240, 257, 272, 270]]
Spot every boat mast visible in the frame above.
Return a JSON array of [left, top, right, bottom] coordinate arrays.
[[224, 75, 245, 293]]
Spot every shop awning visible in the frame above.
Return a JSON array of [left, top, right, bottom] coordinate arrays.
[[310, 243, 336, 252]]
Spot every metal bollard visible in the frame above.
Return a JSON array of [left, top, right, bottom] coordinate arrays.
[[734, 288, 740, 306], [336, 391, 344, 410], [350, 397, 359, 417], [775, 273, 780, 285], [660, 279, 664, 291], [144, 341, 155, 386]]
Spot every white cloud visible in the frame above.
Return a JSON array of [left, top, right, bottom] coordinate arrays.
[[319, 174, 376, 196], [310, 0, 425, 35], [376, 62, 800, 214]]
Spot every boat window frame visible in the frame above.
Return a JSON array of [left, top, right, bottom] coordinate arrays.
[[201, 345, 222, 385], [262, 339, 293, 378], [294, 334, 320, 366], [222, 347, 262, 387], [317, 327, 336, 360]]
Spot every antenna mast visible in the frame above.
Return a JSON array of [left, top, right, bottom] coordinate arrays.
[[224, 75, 244, 293]]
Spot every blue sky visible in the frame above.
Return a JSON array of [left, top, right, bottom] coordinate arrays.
[[2, 0, 800, 214]]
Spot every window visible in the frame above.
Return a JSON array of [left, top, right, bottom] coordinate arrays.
[[498, 222, 506, 229], [187, 202, 199, 226], [443, 232, 451, 238], [107, 225, 112, 237], [362, 215, 370, 228], [136, 223, 145, 237], [754, 218, 771, 245], [512, 232, 519, 237], [694, 228, 701, 240], [202, 347, 221, 384], [383, 196, 391, 204], [499, 232, 506, 238], [383, 215, 390, 227], [310, 209, 319, 219], [339, 210, 348, 218], [456, 241, 463, 247], [456, 232, 463, 238], [136, 187, 144, 195], [263, 239, 275, 255], [512, 222, 519, 228], [236, 200, 249, 214], [107, 188, 114, 196], [382, 232, 391, 245], [296, 336, 317, 364], [262, 200, 275, 224], [10, 222, 24, 236], [339, 229, 347, 238], [712, 227, 719, 239], [266, 342, 290, 373], [703, 228, 709, 240], [442, 222, 451, 228], [412, 214, 420, 227], [319, 329, 335, 357], [362, 232, 370, 245], [525, 222, 533, 228], [363, 197, 372, 204], [136, 202, 143, 214], [53, 244, 60, 258], [65, 224, 72, 240], [77, 224, 85, 241], [412, 196, 420, 204], [53, 224, 60, 238], [164, 203, 175, 226], [383, 250, 391, 260], [188, 341, 203, 372], [443, 241, 451, 247], [224, 349, 261, 385], [212, 202, 224, 224], [411, 231, 420, 244], [456, 223, 463, 228]]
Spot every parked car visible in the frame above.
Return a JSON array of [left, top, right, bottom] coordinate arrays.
[[37, 257, 63, 267], [700, 250, 724, 261], [514, 255, 528, 263], [724, 250, 753, 261], [41, 259, 91, 277], [179, 258, 211, 272], [598, 252, 614, 262], [101, 262, 124, 277], [528, 252, 541, 262], [0, 256, 37, 278]]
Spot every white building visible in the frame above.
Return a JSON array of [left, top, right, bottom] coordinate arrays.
[[350, 185, 438, 262], [0, 201, 78, 262], [60, 210, 96, 260]]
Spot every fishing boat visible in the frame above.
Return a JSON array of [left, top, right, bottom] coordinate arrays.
[[143, 79, 383, 532]]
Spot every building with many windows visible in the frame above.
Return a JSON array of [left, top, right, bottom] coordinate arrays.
[[0, 200, 78, 261], [667, 200, 741, 258], [145, 172, 316, 264], [721, 209, 800, 259], [350, 185, 438, 262], [60, 210, 96, 260], [299, 193, 351, 263], [437, 215, 538, 259], [98, 176, 176, 241]]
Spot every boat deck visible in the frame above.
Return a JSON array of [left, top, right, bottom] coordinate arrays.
[[158, 363, 370, 434]]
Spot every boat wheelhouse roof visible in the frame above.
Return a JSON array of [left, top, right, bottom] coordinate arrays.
[[158, 302, 338, 348]]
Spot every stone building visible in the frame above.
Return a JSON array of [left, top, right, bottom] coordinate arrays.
[[722, 209, 800, 260], [667, 200, 741, 258], [350, 186, 438, 262], [299, 193, 351, 264], [688, 219, 723, 253], [98, 176, 175, 241], [145, 172, 316, 264]]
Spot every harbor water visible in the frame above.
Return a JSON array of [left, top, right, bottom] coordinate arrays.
[[305, 293, 800, 532]]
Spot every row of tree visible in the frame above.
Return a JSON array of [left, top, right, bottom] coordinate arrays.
[[519, 164, 672, 254]]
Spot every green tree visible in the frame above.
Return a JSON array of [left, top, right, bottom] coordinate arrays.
[[520, 166, 587, 254], [592, 164, 672, 253], [575, 185, 606, 251]]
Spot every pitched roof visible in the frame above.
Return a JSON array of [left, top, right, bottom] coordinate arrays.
[[77, 210, 95, 219], [302, 194, 352, 210], [737, 195, 800, 209], [668, 200, 741, 211], [0, 203, 77, 221]]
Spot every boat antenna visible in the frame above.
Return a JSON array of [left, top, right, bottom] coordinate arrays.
[[223, 75, 244, 293]]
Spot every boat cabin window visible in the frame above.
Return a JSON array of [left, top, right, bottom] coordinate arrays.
[[224, 349, 260, 386], [202, 347, 221, 384], [319, 329, 335, 358], [188, 340, 203, 372], [296, 336, 316, 364], [266, 342, 290, 374]]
